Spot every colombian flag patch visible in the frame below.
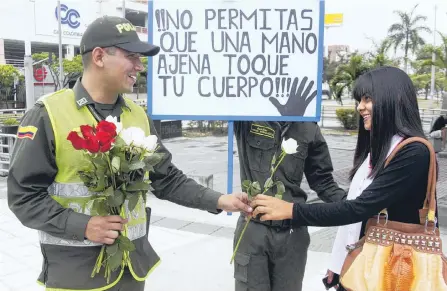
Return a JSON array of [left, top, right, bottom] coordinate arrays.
[[17, 126, 38, 140]]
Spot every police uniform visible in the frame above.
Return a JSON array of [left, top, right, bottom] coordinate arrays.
[[233, 121, 347, 291], [7, 16, 224, 291]]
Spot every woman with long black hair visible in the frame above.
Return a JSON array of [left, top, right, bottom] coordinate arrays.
[[249, 66, 439, 290]]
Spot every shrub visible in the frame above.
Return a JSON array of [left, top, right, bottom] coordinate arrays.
[[335, 108, 358, 130], [2, 117, 19, 126]]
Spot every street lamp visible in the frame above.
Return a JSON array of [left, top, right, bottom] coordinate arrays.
[[429, 5, 437, 108]]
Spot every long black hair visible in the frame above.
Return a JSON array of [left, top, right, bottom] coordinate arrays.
[[349, 66, 426, 180]]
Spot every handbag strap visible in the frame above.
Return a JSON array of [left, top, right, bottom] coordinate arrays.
[[382, 137, 437, 225]]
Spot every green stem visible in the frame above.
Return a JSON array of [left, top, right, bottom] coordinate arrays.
[[105, 154, 121, 216], [230, 216, 251, 264], [105, 153, 116, 189], [231, 150, 287, 264], [262, 151, 286, 195]]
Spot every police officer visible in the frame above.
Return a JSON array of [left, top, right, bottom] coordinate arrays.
[[7, 16, 251, 291], [232, 78, 347, 291]]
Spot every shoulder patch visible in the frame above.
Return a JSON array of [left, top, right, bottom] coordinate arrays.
[[17, 126, 38, 140]]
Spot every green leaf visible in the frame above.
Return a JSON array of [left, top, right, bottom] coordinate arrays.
[[111, 156, 120, 174], [92, 199, 109, 216], [107, 190, 125, 207], [120, 159, 131, 173], [144, 164, 155, 173], [247, 188, 253, 199], [114, 136, 126, 148], [131, 153, 142, 163], [103, 186, 114, 197], [78, 170, 94, 184], [106, 242, 118, 255], [242, 180, 252, 191], [275, 181, 285, 196], [144, 153, 164, 166], [275, 194, 283, 200], [90, 171, 106, 192], [127, 194, 140, 212], [107, 249, 124, 272], [129, 161, 146, 171], [127, 181, 150, 192], [118, 173, 131, 185], [264, 178, 273, 190], [251, 182, 262, 196], [118, 236, 136, 252], [91, 155, 108, 170]]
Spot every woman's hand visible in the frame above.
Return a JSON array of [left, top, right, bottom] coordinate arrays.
[[324, 270, 339, 290], [250, 194, 294, 221]]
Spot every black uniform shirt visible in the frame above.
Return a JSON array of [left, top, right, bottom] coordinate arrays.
[[7, 78, 223, 243]]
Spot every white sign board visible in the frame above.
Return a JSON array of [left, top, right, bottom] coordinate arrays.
[[34, 0, 98, 39], [148, 0, 325, 121]]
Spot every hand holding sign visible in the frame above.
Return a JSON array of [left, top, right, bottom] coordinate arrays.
[[269, 77, 317, 116]]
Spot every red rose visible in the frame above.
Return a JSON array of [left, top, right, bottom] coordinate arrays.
[[99, 139, 114, 152], [96, 121, 117, 137], [96, 131, 115, 152], [67, 129, 101, 153], [67, 131, 86, 150], [84, 137, 100, 153], [80, 125, 95, 139], [67, 122, 116, 153]]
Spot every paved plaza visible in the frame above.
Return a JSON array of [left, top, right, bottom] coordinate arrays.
[[1, 133, 447, 291]]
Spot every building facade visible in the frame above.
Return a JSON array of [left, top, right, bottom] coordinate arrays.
[[0, 0, 149, 103], [0, 0, 149, 66]]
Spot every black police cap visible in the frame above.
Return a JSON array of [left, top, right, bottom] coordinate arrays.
[[80, 15, 160, 57]]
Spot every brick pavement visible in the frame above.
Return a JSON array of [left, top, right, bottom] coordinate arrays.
[[1, 133, 447, 290]]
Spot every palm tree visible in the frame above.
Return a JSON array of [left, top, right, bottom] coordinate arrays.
[[330, 53, 371, 104], [366, 37, 399, 68], [416, 33, 447, 76], [388, 4, 431, 73], [431, 32, 447, 77]]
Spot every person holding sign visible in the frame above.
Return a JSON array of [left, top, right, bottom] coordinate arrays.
[[232, 77, 347, 291], [7, 16, 252, 291]]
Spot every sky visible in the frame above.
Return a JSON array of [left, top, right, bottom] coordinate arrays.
[[324, 0, 447, 56]]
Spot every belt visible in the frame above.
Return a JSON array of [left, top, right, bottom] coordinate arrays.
[[250, 216, 292, 230]]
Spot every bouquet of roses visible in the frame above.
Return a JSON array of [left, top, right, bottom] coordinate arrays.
[[66, 116, 163, 283], [230, 137, 298, 264]]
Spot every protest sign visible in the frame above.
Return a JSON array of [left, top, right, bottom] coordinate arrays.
[[147, 0, 325, 121]]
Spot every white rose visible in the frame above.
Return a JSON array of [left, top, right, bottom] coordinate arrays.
[[105, 115, 123, 133], [142, 135, 158, 151], [120, 127, 145, 147], [281, 137, 298, 154], [120, 127, 158, 151]]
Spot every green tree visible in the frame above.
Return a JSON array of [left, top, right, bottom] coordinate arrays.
[[388, 4, 431, 73], [0, 65, 21, 105], [419, 32, 447, 77], [413, 44, 435, 74], [410, 73, 431, 99], [330, 53, 371, 103], [0, 65, 20, 88], [32, 52, 83, 91], [366, 37, 399, 68]]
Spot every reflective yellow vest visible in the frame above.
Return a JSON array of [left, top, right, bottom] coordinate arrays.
[[37, 89, 160, 291]]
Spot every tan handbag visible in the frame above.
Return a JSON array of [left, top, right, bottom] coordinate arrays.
[[339, 137, 447, 291]]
